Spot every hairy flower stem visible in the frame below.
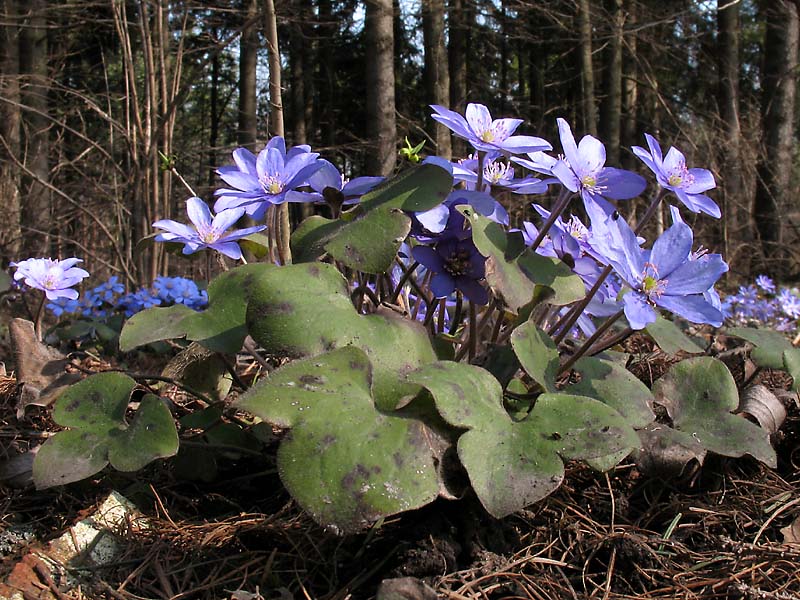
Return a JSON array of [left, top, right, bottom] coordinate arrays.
[[34, 292, 46, 341], [469, 301, 478, 360], [528, 187, 573, 253], [475, 152, 486, 191], [389, 260, 419, 304], [585, 326, 634, 356], [549, 190, 669, 345], [448, 292, 463, 336], [558, 309, 624, 375]]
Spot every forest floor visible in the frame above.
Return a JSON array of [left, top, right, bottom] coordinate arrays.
[[1, 341, 799, 600]]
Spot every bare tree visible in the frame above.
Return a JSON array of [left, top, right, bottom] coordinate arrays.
[[423, 0, 451, 158], [577, 0, 597, 135], [0, 0, 21, 260], [238, 0, 258, 151]]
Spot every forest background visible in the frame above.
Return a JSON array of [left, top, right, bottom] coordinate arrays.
[[0, 0, 797, 288]]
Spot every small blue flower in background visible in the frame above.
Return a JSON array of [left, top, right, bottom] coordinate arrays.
[[756, 274, 776, 294], [430, 103, 552, 156], [11, 257, 90, 300], [214, 137, 324, 219], [778, 289, 800, 319], [153, 197, 266, 260], [453, 154, 548, 195], [632, 133, 719, 218]]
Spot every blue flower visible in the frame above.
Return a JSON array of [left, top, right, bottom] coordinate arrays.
[[214, 137, 324, 219], [430, 103, 552, 156], [285, 159, 384, 205], [550, 118, 646, 214], [632, 133, 719, 218], [412, 189, 508, 244], [778, 289, 800, 319], [756, 275, 776, 294], [596, 212, 727, 329], [412, 237, 488, 305], [11, 257, 90, 300], [453, 154, 548, 194], [154, 197, 266, 260]]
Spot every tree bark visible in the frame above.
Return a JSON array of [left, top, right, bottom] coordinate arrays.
[[0, 0, 21, 260], [717, 0, 746, 261], [365, 0, 396, 176], [19, 0, 51, 256], [754, 0, 798, 273], [600, 0, 623, 165], [577, 0, 597, 135], [318, 0, 335, 151], [288, 0, 308, 145], [620, 0, 638, 169], [238, 0, 258, 151], [448, 0, 467, 157], [423, 0, 451, 159]]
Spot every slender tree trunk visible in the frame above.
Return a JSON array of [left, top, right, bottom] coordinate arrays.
[[289, 0, 307, 145], [577, 0, 597, 135], [318, 0, 335, 151], [600, 0, 623, 165], [365, 0, 396, 176], [448, 0, 467, 157], [208, 28, 220, 189], [527, 7, 546, 131], [754, 0, 798, 273], [0, 0, 21, 260], [423, 0, 451, 158], [19, 0, 50, 256], [238, 0, 258, 151], [717, 0, 746, 263], [620, 0, 638, 169], [498, 0, 508, 113]]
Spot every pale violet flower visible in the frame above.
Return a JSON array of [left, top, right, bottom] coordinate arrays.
[[153, 197, 265, 260], [11, 257, 90, 300]]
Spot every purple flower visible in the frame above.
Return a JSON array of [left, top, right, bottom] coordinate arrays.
[[778, 289, 800, 319], [597, 212, 727, 329], [214, 137, 323, 219], [412, 190, 508, 243], [153, 197, 266, 260], [11, 257, 90, 300], [412, 237, 489, 305], [550, 118, 646, 214], [756, 274, 776, 294], [285, 159, 384, 205], [632, 133, 718, 218], [430, 103, 552, 156]]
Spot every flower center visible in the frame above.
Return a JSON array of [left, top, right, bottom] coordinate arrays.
[[480, 130, 495, 142], [261, 175, 284, 195], [198, 226, 221, 244], [484, 161, 512, 184], [640, 262, 668, 299], [666, 163, 694, 189], [444, 248, 473, 278]]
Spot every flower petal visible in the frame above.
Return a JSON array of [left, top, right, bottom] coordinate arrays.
[[186, 197, 213, 229], [623, 293, 657, 330], [556, 118, 580, 169], [465, 103, 493, 136], [656, 294, 723, 327], [650, 221, 693, 277], [412, 245, 445, 272], [664, 254, 728, 296], [600, 168, 647, 200]]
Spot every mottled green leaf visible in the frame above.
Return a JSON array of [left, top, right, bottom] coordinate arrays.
[[325, 208, 411, 273], [653, 357, 776, 467], [291, 215, 346, 264], [238, 347, 439, 533], [727, 327, 793, 369], [408, 361, 638, 518]]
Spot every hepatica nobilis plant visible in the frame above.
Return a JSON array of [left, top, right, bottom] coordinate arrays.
[[18, 103, 787, 534]]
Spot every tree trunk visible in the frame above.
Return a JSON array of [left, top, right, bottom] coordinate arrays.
[[19, 0, 50, 256], [448, 0, 467, 157], [423, 0, 451, 158], [0, 0, 21, 260], [577, 0, 597, 135], [600, 0, 623, 165], [754, 0, 798, 273], [238, 0, 258, 151], [717, 0, 746, 262], [289, 0, 307, 145], [208, 28, 220, 189], [365, 0, 396, 176], [318, 0, 335, 151], [620, 0, 638, 169]]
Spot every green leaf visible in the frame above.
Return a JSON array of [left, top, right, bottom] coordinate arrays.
[[239, 232, 271, 259], [511, 321, 559, 393], [238, 347, 439, 533], [359, 163, 453, 213], [120, 263, 273, 353], [783, 348, 800, 391], [246, 262, 436, 410], [460, 207, 584, 311], [33, 373, 179, 488], [727, 326, 793, 369], [291, 215, 346, 264], [408, 361, 639, 518], [646, 316, 704, 354], [161, 343, 233, 402], [653, 357, 776, 467], [325, 208, 411, 274], [565, 356, 656, 471]]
